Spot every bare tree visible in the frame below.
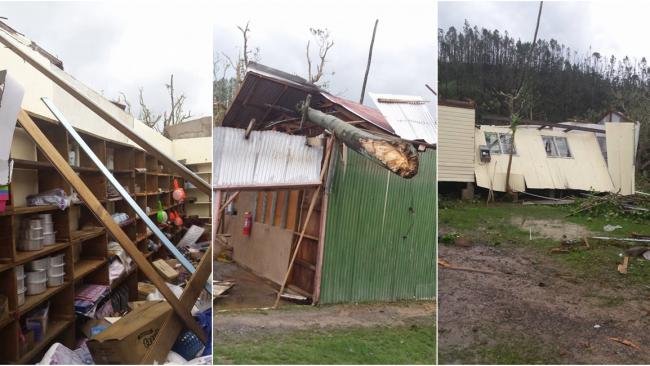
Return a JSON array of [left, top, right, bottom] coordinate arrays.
[[162, 74, 192, 130], [306, 28, 334, 86], [138, 88, 162, 131]]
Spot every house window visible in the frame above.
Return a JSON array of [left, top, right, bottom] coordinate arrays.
[[484, 132, 516, 154], [542, 136, 572, 158]]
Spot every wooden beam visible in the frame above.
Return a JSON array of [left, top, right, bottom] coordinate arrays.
[[16, 110, 207, 343], [213, 182, 322, 192], [0, 33, 210, 195], [217, 191, 240, 216], [141, 245, 213, 364]]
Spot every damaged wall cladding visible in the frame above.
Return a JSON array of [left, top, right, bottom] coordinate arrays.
[[213, 127, 323, 188], [319, 148, 436, 304]]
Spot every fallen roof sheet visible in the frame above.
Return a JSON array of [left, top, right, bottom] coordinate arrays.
[[369, 93, 437, 144], [213, 127, 323, 189]]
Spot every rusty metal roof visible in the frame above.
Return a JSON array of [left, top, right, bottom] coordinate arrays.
[[221, 62, 394, 134]]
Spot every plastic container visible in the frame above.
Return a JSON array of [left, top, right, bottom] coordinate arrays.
[[16, 274, 25, 290], [15, 265, 24, 279], [26, 269, 47, 283], [47, 273, 64, 288], [49, 254, 65, 267], [27, 219, 42, 230], [42, 231, 56, 246], [22, 228, 43, 240], [47, 263, 65, 277], [27, 258, 48, 272], [17, 286, 26, 306], [37, 214, 52, 224], [42, 223, 54, 234], [26, 279, 47, 295], [18, 237, 43, 251]]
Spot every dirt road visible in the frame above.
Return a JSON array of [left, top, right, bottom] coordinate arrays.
[[439, 241, 650, 364], [215, 301, 435, 342]]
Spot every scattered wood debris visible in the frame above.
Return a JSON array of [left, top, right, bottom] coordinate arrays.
[[607, 336, 640, 350], [213, 280, 235, 298], [617, 256, 629, 274], [438, 258, 501, 275]]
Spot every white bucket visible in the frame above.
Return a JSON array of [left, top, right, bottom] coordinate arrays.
[[47, 273, 64, 288], [37, 214, 53, 223], [26, 279, 47, 295], [18, 237, 43, 251], [48, 254, 65, 266], [22, 228, 43, 240], [42, 231, 56, 246], [26, 269, 47, 283], [15, 265, 24, 279], [47, 263, 65, 277], [27, 258, 48, 272], [17, 286, 26, 306]]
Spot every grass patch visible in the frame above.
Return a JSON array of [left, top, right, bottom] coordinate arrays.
[[439, 202, 650, 289], [439, 335, 559, 364], [214, 324, 435, 364]]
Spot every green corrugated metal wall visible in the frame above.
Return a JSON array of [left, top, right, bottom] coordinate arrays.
[[319, 148, 436, 304]]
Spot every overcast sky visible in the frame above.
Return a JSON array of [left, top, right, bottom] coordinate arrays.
[[1, 1, 212, 120], [213, 0, 437, 112], [439, 1, 650, 63]]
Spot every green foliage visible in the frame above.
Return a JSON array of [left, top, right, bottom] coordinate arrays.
[[440, 232, 460, 244], [214, 324, 435, 365]]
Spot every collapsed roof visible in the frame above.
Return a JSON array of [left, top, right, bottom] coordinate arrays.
[[222, 62, 436, 144]]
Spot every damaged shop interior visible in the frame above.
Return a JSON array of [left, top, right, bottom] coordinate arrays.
[[214, 62, 437, 309], [0, 21, 212, 364]]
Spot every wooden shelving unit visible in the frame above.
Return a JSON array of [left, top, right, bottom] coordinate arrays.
[[0, 117, 190, 363], [185, 162, 212, 221]]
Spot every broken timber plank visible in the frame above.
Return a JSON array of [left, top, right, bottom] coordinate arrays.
[[142, 245, 212, 364], [16, 110, 207, 344], [300, 105, 419, 178], [0, 32, 210, 195]]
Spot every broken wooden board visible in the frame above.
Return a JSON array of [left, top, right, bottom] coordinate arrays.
[[213, 281, 235, 298], [617, 256, 629, 274]]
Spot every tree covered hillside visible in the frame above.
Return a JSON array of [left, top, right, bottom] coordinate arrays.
[[438, 21, 650, 174]]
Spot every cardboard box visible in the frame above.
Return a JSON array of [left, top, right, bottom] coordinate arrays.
[[137, 282, 157, 300], [153, 259, 179, 282], [87, 300, 172, 364]]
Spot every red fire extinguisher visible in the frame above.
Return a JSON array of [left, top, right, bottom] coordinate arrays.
[[243, 211, 252, 236]]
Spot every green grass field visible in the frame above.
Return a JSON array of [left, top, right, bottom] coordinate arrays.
[[214, 324, 436, 365]]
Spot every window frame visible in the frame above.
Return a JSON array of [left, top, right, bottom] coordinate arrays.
[[484, 131, 517, 155], [541, 135, 572, 158]]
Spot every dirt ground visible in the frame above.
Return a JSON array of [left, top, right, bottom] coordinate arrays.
[[215, 301, 435, 342], [214, 261, 291, 310], [439, 231, 650, 364]]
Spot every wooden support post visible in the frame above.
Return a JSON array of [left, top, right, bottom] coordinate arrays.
[[141, 245, 213, 364], [16, 110, 207, 343], [273, 139, 333, 308], [0, 33, 210, 195], [217, 191, 240, 216]]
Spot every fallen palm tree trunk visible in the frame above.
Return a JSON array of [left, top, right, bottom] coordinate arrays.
[[299, 104, 419, 178]]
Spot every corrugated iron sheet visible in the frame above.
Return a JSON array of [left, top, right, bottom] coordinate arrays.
[[319, 148, 436, 304], [213, 127, 323, 188], [370, 93, 437, 144], [321, 93, 394, 133]]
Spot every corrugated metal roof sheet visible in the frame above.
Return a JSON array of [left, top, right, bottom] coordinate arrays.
[[321, 93, 394, 133], [213, 127, 323, 189], [370, 93, 437, 144], [320, 148, 436, 304]]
